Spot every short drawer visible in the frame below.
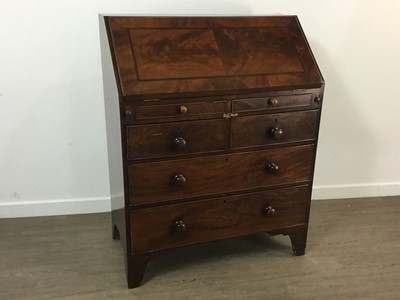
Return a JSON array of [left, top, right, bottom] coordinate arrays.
[[136, 100, 227, 120], [231, 110, 319, 149], [128, 144, 314, 205], [131, 186, 309, 252], [127, 119, 229, 160], [233, 94, 313, 113]]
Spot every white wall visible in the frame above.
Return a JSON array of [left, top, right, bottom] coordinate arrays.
[[1, 0, 400, 218]]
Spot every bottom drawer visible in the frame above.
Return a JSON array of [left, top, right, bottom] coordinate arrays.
[[131, 186, 309, 252]]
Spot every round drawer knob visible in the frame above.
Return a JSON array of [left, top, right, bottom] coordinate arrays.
[[268, 98, 279, 106], [175, 220, 187, 232], [179, 105, 188, 114], [173, 174, 187, 186], [270, 127, 284, 139], [266, 163, 279, 174], [173, 136, 187, 150], [264, 205, 276, 217]]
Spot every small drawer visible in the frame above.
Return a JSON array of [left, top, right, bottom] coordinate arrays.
[[136, 101, 227, 120], [128, 144, 314, 205], [233, 94, 313, 113], [127, 119, 229, 160], [231, 110, 319, 149], [131, 186, 309, 252]]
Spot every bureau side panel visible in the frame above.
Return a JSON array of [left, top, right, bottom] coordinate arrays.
[[99, 15, 127, 254]]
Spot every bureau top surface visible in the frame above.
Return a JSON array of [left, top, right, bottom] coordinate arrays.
[[105, 16, 324, 99]]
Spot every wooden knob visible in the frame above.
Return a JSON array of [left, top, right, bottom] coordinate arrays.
[[125, 109, 133, 117], [179, 105, 188, 114], [266, 163, 279, 174], [268, 98, 279, 106], [173, 137, 187, 150], [264, 205, 276, 217], [270, 127, 284, 139], [175, 220, 187, 232], [173, 174, 187, 186]]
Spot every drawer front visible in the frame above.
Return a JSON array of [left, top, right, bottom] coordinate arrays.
[[136, 101, 227, 120], [129, 145, 314, 205], [127, 119, 229, 160], [233, 94, 313, 113], [131, 186, 309, 252], [231, 110, 319, 149]]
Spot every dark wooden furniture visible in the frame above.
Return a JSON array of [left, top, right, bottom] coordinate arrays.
[[99, 15, 324, 288]]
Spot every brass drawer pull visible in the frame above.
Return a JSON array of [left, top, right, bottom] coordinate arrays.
[[268, 98, 279, 106], [179, 105, 188, 114]]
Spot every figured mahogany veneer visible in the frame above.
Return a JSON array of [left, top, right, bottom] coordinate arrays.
[[131, 186, 309, 252], [129, 145, 314, 205], [126, 119, 229, 160], [136, 100, 227, 120], [231, 110, 319, 149], [106, 16, 322, 98], [232, 93, 314, 112], [100, 15, 324, 288]]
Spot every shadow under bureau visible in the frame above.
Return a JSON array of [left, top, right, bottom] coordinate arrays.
[[99, 15, 324, 288]]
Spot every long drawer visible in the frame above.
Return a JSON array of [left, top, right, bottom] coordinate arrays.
[[131, 186, 309, 252], [127, 119, 229, 160], [128, 144, 314, 205], [231, 110, 318, 149]]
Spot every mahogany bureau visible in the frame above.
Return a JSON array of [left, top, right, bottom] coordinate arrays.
[[99, 15, 324, 288]]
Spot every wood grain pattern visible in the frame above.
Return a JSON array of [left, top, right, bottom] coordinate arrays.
[[131, 186, 309, 252], [231, 110, 319, 149], [109, 16, 293, 29], [126, 119, 229, 160], [106, 16, 324, 98], [101, 15, 325, 288], [233, 93, 312, 112], [213, 27, 303, 75], [2, 197, 400, 298], [129, 145, 314, 205], [136, 100, 227, 120], [131, 29, 226, 80]]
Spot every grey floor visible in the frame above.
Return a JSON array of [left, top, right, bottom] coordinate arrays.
[[1, 197, 400, 300]]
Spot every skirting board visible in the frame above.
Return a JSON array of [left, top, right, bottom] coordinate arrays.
[[1, 183, 399, 218], [312, 182, 400, 200], [0, 197, 111, 219]]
